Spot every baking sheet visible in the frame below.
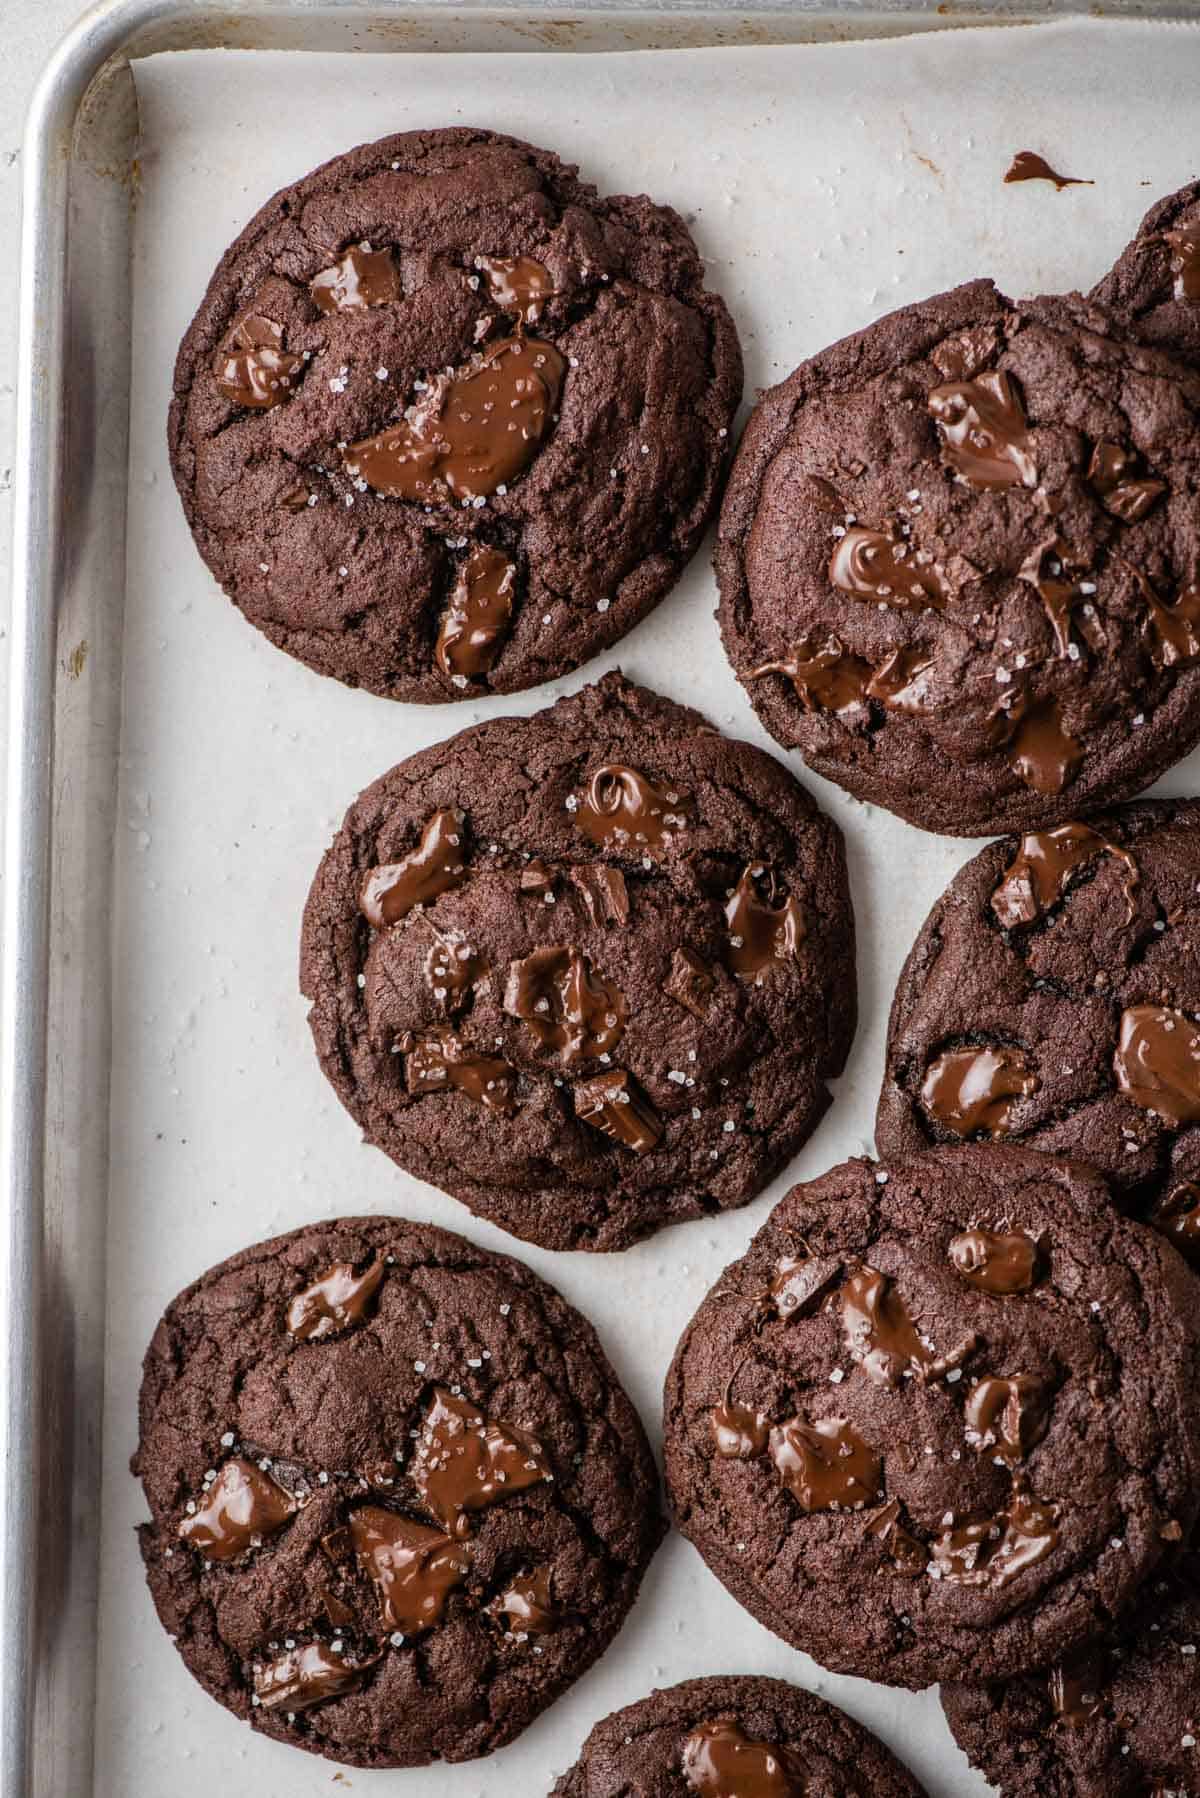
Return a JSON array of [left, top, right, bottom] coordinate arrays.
[[97, 19, 1200, 1795]]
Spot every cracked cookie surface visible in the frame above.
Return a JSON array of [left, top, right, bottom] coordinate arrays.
[[662, 1148, 1200, 1689], [551, 1673, 929, 1796], [876, 799, 1200, 1240], [942, 1546, 1200, 1797], [299, 672, 855, 1252], [169, 126, 741, 701], [1091, 177, 1200, 371], [716, 278, 1200, 835], [132, 1215, 663, 1768]]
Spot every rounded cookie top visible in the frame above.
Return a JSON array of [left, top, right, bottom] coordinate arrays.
[[942, 1549, 1200, 1798], [1091, 178, 1200, 369], [169, 127, 741, 702], [300, 672, 855, 1253], [716, 277, 1200, 836], [550, 1673, 929, 1796], [132, 1215, 664, 1769], [876, 799, 1200, 1244], [662, 1148, 1200, 1690]]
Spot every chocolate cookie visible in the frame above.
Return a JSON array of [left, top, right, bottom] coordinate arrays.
[[716, 277, 1200, 835], [942, 1546, 1200, 1797], [1091, 178, 1200, 370], [169, 127, 741, 701], [662, 1148, 1200, 1689], [876, 800, 1200, 1247], [132, 1215, 664, 1768], [300, 672, 855, 1252], [550, 1673, 929, 1796]]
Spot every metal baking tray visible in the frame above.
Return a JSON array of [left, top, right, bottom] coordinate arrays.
[[5, 2, 1198, 1794]]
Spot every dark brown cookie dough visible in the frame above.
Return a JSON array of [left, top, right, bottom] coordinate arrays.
[[169, 127, 741, 702], [876, 799, 1200, 1246], [132, 1215, 664, 1769], [1091, 178, 1200, 370], [300, 672, 856, 1253], [550, 1673, 929, 1796], [662, 1148, 1200, 1690], [716, 277, 1200, 835], [942, 1548, 1200, 1797]]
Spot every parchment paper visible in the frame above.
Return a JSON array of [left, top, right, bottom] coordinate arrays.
[[99, 20, 1200, 1795]]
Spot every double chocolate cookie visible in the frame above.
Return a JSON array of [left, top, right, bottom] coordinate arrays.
[[169, 127, 741, 701], [942, 1546, 1200, 1797], [717, 277, 1200, 834], [663, 1148, 1200, 1689], [551, 1673, 928, 1796], [1092, 177, 1200, 370], [133, 1216, 663, 1768], [300, 673, 855, 1252], [876, 799, 1200, 1247]]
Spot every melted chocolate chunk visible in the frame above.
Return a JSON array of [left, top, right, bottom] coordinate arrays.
[[1113, 1004, 1200, 1127], [568, 863, 630, 928], [664, 946, 715, 1017], [475, 255, 556, 325], [576, 764, 691, 851], [931, 323, 1003, 382], [1087, 440, 1166, 523], [770, 1254, 843, 1320], [1150, 1180, 1200, 1264], [1018, 538, 1087, 655], [928, 369, 1037, 489], [177, 1458, 295, 1562], [865, 646, 937, 715], [358, 808, 467, 928], [503, 946, 627, 1066], [345, 335, 565, 504], [409, 1387, 552, 1537], [750, 636, 937, 719], [310, 243, 402, 314], [349, 1506, 471, 1633], [253, 1641, 365, 1712], [435, 547, 516, 682], [519, 859, 555, 896], [573, 1068, 663, 1153], [993, 691, 1083, 796], [402, 1028, 516, 1114], [866, 1499, 929, 1575], [768, 1416, 881, 1512], [492, 1565, 559, 1636], [949, 1227, 1040, 1295], [921, 1045, 1039, 1137], [1003, 151, 1093, 191], [991, 822, 1138, 928], [841, 1266, 975, 1385], [286, 1258, 385, 1342], [930, 1483, 1060, 1589], [725, 865, 805, 982], [425, 929, 487, 1012], [964, 1375, 1050, 1462], [681, 1717, 804, 1798], [1131, 565, 1200, 669], [711, 1403, 771, 1460], [1166, 218, 1200, 302], [749, 638, 872, 715], [828, 528, 948, 609], [212, 309, 304, 411], [1048, 1648, 1106, 1729]]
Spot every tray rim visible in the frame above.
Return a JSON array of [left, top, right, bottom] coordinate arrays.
[[6, 1, 1200, 1793]]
